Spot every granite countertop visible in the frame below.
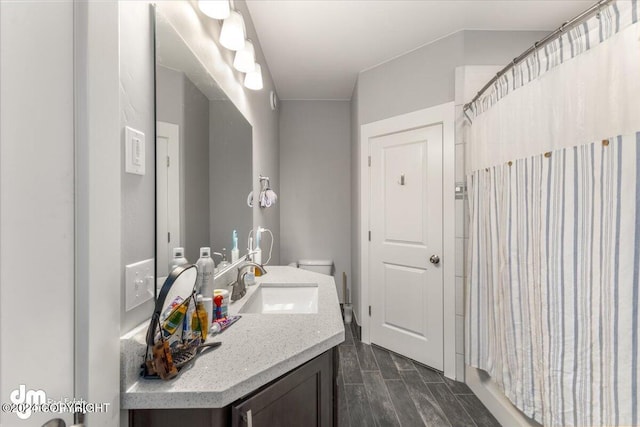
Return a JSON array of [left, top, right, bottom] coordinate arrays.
[[120, 266, 345, 409]]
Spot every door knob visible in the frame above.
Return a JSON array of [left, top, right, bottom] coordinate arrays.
[[429, 255, 440, 265]]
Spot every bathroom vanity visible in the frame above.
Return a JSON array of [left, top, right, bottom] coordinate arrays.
[[121, 266, 345, 427]]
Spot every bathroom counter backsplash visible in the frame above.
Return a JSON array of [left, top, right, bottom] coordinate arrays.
[[120, 266, 344, 409]]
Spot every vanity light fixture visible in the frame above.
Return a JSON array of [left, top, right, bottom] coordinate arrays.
[[233, 39, 256, 73], [198, 0, 230, 19], [219, 10, 246, 51], [244, 63, 263, 90]]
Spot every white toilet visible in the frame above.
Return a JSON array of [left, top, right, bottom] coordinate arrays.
[[290, 259, 334, 275]]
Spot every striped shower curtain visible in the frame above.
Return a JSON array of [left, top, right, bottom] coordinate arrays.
[[465, 1, 639, 426], [468, 134, 639, 426]]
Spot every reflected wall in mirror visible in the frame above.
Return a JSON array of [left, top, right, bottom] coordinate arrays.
[[155, 11, 253, 279]]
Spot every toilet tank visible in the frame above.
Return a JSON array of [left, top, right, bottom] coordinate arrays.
[[297, 259, 333, 275]]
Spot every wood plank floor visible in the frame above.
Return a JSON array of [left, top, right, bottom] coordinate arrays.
[[338, 321, 501, 427]]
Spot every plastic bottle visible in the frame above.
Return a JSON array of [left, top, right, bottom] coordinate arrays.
[[213, 289, 230, 317], [162, 303, 187, 336], [169, 247, 188, 274], [217, 248, 230, 270], [231, 230, 239, 263], [196, 247, 215, 297], [244, 271, 256, 286], [191, 295, 208, 340], [202, 297, 213, 328], [214, 295, 224, 321], [183, 297, 195, 341]]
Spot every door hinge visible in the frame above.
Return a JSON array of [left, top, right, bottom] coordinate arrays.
[[168, 232, 171, 242], [368, 156, 371, 167], [369, 305, 372, 316], [167, 155, 170, 167], [368, 231, 371, 241]]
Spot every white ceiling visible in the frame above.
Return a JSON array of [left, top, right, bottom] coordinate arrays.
[[245, 0, 595, 100]]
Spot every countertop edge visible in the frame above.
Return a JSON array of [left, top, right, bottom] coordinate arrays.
[[122, 330, 343, 409]]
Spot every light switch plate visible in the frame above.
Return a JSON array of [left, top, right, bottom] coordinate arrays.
[[125, 258, 154, 311], [125, 126, 145, 175]]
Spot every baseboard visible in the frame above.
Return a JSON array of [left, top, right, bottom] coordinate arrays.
[[465, 366, 542, 427]]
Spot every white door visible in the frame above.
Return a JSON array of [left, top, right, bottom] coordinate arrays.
[[369, 124, 444, 370], [156, 121, 181, 278]]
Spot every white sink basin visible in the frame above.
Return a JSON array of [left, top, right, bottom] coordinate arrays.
[[239, 283, 319, 314]]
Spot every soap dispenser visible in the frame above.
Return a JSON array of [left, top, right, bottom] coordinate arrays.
[[217, 248, 230, 270]]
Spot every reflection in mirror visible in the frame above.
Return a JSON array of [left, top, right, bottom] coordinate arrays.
[[155, 11, 252, 280]]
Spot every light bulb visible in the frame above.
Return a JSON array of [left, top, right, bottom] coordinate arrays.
[[233, 40, 256, 73], [244, 63, 263, 91], [219, 10, 246, 51], [198, 0, 230, 19]]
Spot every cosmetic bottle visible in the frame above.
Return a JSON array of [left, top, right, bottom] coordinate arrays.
[[169, 247, 188, 274], [196, 247, 215, 297], [191, 295, 208, 341]]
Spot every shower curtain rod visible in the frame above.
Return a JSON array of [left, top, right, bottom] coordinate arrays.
[[463, 0, 613, 112]]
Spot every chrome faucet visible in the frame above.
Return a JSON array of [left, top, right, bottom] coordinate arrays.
[[230, 262, 267, 302]]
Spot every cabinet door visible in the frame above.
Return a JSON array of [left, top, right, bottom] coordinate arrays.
[[130, 408, 230, 427], [232, 350, 335, 427]]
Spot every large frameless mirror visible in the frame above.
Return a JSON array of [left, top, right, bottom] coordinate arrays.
[[154, 8, 253, 283]]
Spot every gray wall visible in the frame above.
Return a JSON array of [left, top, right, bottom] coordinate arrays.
[[279, 101, 351, 301], [350, 29, 549, 322], [463, 31, 550, 64], [357, 30, 549, 125], [183, 75, 211, 263], [358, 32, 464, 125], [157, 66, 213, 264], [157, 68, 253, 262], [120, 1, 156, 332], [156, 66, 184, 126], [210, 100, 253, 256], [156, 65, 187, 258]]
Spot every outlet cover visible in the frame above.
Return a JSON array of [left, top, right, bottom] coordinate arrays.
[[125, 258, 154, 311]]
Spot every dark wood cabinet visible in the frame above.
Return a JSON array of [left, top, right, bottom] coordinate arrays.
[[232, 348, 335, 427], [130, 347, 338, 427], [130, 408, 230, 426]]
